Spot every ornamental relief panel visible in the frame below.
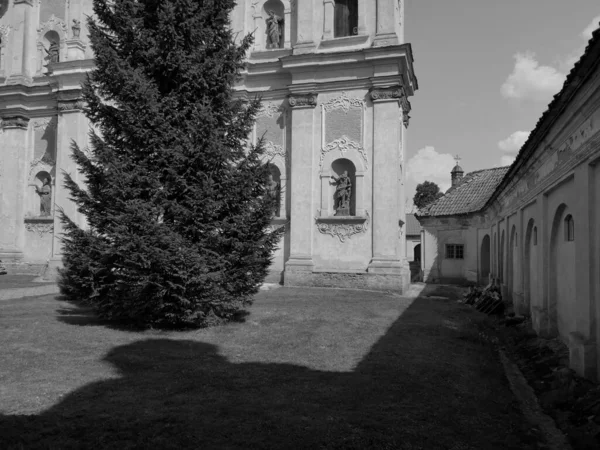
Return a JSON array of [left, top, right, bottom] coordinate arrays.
[[315, 211, 370, 243], [255, 101, 288, 167]]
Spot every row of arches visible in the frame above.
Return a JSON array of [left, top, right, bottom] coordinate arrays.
[[481, 203, 577, 337]]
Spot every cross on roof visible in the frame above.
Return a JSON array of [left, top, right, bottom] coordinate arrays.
[[454, 154, 461, 165]]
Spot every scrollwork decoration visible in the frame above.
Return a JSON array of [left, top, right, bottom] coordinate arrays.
[[319, 137, 368, 170], [315, 211, 370, 243], [322, 91, 365, 113]]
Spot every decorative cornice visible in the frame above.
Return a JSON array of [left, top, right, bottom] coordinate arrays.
[[322, 91, 365, 113], [288, 93, 318, 108], [315, 212, 370, 243], [320, 137, 368, 170], [1, 115, 30, 129]]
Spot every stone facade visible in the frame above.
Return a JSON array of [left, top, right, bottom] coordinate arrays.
[[0, 1, 417, 293], [417, 29, 600, 380]]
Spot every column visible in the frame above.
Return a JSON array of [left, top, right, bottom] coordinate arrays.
[[293, 0, 315, 54], [373, 0, 399, 47], [8, 0, 34, 84], [0, 115, 30, 264], [284, 92, 318, 279], [569, 164, 597, 379], [367, 86, 408, 285], [42, 94, 88, 280], [322, 0, 334, 40]]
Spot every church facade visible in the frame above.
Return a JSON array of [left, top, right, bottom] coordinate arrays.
[[417, 26, 600, 380], [0, 1, 417, 293]]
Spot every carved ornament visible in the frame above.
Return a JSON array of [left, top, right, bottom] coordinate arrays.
[[369, 86, 403, 101], [315, 211, 370, 243], [323, 91, 365, 113], [288, 93, 318, 108], [58, 99, 85, 111], [319, 137, 368, 170], [263, 141, 289, 165], [0, 24, 12, 39], [32, 117, 58, 132], [25, 222, 54, 237], [1, 116, 30, 130], [37, 15, 68, 38], [257, 102, 285, 118]]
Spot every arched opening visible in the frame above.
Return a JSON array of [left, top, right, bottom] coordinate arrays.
[[493, 232, 497, 277], [34, 171, 52, 217], [480, 234, 490, 285], [549, 204, 576, 338], [331, 158, 356, 216], [334, 0, 358, 38], [508, 225, 517, 303], [524, 219, 536, 311], [42, 30, 60, 64], [263, 0, 285, 49], [414, 243, 421, 263], [564, 214, 575, 241], [499, 229, 505, 282]]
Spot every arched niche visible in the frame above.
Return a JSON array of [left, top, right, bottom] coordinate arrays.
[[28, 171, 54, 218], [251, 0, 291, 51], [262, 157, 286, 219], [263, 0, 285, 49], [36, 15, 68, 74], [319, 151, 365, 217]]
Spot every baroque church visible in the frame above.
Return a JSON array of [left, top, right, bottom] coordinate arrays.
[[416, 25, 600, 380], [0, 1, 417, 293]]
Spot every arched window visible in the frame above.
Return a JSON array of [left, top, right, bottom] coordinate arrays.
[[564, 215, 574, 241], [533, 227, 537, 245], [334, 0, 358, 38]]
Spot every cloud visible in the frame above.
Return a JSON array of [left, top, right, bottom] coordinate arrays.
[[500, 52, 566, 102], [498, 131, 530, 154], [500, 155, 516, 167], [581, 15, 600, 40], [406, 146, 455, 193]]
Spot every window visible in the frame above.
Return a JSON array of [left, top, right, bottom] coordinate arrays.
[[565, 215, 574, 241], [446, 244, 464, 259], [334, 0, 358, 38], [533, 227, 537, 246]]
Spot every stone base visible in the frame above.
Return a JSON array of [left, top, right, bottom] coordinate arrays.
[[569, 332, 597, 381], [284, 268, 410, 293]]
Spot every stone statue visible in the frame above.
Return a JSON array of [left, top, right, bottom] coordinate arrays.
[[265, 10, 283, 49], [72, 19, 81, 38], [267, 173, 281, 216], [45, 41, 59, 64], [331, 171, 352, 216], [35, 176, 52, 216]]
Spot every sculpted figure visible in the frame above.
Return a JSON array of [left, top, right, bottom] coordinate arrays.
[[35, 176, 52, 216], [45, 41, 60, 64], [331, 171, 352, 215], [265, 10, 283, 49], [72, 19, 81, 38], [267, 173, 281, 216]]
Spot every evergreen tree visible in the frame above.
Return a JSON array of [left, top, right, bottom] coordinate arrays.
[[58, 0, 282, 327], [413, 181, 444, 210]]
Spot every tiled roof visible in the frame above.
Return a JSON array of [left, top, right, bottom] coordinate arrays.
[[487, 22, 600, 206], [417, 166, 510, 217], [405, 213, 421, 235]]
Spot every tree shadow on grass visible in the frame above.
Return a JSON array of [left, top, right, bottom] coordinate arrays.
[[2, 294, 540, 450]]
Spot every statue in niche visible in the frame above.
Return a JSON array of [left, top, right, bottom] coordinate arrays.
[[331, 171, 352, 216], [265, 10, 283, 49], [72, 19, 81, 38], [35, 176, 52, 216], [45, 41, 59, 64], [267, 173, 281, 216]]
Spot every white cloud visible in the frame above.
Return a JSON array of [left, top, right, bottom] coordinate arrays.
[[500, 155, 516, 167], [498, 131, 530, 154], [500, 52, 566, 102], [406, 146, 455, 193], [581, 15, 600, 40]]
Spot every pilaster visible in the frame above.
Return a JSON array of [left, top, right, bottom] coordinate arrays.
[[293, 0, 315, 54], [7, 0, 35, 84], [367, 86, 408, 289], [0, 114, 30, 263], [284, 92, 318, 278], [373, 0, 399, 47]]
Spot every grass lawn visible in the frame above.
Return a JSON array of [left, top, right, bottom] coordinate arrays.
[[0, 285, 540, 449]]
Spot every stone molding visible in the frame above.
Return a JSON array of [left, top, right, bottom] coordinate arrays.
[[24, 217, 54, 237], [322, 91, 365, 113], [319, 137, 368, 170], [288, 93, 318, 108], [315, 212, 370, 243], [1, 115, 30, 130]]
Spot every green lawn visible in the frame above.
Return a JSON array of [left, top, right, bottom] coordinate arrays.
[[0, 285, 540, 449]]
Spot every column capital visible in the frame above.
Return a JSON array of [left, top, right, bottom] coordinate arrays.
[[288, 93, 318, 109], [57, 89, 85, 112], [369, 86, 412, 127], [1, 115, 30, 130]]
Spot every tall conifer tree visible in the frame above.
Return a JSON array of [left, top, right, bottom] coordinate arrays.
[[59, 0, 282, 327]]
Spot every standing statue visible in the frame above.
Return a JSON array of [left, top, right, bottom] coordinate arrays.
[[72, 19, 81, 38], [265, 10, 283, 49], [267, 173, 281, 216], [35, 176, 52, 216], [331, 171, 352, 216], [45, 41, 59, 63]]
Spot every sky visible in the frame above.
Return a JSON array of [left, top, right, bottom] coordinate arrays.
[[404, 0, 600, 209]]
